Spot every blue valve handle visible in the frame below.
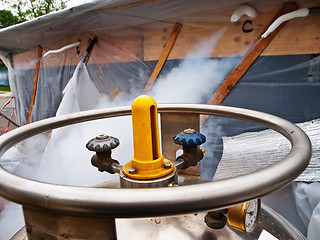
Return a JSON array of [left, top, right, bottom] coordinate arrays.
[[173, 129, 206, 147]]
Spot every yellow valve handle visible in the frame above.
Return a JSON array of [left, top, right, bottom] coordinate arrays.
[[123, 95, 173, 179]]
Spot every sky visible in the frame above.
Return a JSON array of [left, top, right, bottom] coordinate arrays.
[[0, 0, 92, 11], [67, 0, 92, 7]]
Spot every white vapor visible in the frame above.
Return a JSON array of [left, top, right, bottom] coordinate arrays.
[[0, 28, 239, 239]]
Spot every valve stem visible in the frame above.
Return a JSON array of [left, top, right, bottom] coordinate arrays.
[[86, 134, 121, 174], [173, 129, 206, 169]]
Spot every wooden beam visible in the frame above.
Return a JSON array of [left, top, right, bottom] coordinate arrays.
[[95, 0, 163, 13], [144, 12, 320, 61], [27, 46, 42, 124], [143, 22, 182, 93], [201, 2, 298, 125], [109, 86, 121, 101]]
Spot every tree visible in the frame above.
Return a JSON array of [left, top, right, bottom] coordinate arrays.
[[1, 0, 69, 22], [0, 0, 69, 75], [0, 10, 20, 77], [0, 61, 6, 71], [0, 10, 21, 28]]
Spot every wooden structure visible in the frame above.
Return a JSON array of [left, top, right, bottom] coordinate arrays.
[[0, 0, 318, 125]]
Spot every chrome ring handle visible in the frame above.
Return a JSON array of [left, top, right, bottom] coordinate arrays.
[[0, 104, 312, 218]]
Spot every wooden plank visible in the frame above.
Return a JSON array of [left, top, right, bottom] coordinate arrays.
[[108, 86, 121, 100], [265, 13, 320, 55], [143, 22, 182, 93], [14, 11, 319, 69], [27, 46, 42, 124], [143, 8, 319, 61], [15, 30, 144, 69], [200, 2, 298, 125]]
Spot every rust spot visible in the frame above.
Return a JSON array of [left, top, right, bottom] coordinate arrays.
[[162, 28, 167, 33], [161, 36, 166, 41], [245, 41, 251, 46], [234, 37, 241, 42]]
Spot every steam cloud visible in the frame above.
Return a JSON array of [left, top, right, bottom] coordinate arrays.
[[0, 29, 238, 239]]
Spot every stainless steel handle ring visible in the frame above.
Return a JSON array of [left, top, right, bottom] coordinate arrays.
[[0, 104, 312, 218]]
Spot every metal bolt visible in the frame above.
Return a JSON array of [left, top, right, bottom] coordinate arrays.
[[164, 163, 172, 169], [96, 134, 108, 140], [183, 128, 195, 134], [128, 168, 136, 174]]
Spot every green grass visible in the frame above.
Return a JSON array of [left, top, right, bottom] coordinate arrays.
[[0, 85, 11, 92]]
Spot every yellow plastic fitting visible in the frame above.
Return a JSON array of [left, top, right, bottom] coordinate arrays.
[[122, 95, 173, 179]]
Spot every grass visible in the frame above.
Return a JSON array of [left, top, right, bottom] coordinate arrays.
[[0, 85, 11, 92]]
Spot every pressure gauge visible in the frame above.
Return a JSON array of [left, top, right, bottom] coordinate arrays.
[[227, 199, 261, 232]]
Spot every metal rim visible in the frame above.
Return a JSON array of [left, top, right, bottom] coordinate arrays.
[[0, 104, 312, 218]]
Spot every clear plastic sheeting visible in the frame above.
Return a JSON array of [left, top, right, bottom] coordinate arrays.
[[8, 29, 242, 125], [2, 30, 238, 186], [0, 133, 48, 174], [0, 0, 317, 126], [1, 0, 250, 125], [56, 62, 102, 116], [0, 0, 275, 52], [0, 30, 238, 238], [293, 182, 320, 240]]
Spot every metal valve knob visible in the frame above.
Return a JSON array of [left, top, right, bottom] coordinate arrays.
[[86, 134, 121, 174], [173, 128, 206, 147], [173, 129, 206, 170], [86, 134, 120, 152]]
